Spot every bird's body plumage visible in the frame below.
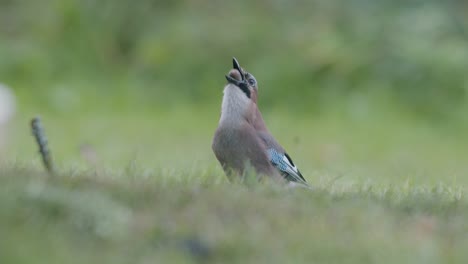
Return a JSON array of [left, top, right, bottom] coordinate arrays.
[[213, 83, 280, 180], [212, 121, 279, 181], [212, 58, 309, 187]]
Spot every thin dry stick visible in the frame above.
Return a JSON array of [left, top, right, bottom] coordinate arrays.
[[31, 117, 55, 174]]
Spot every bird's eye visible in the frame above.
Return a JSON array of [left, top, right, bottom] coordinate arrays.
[[248, 78, 256, 86]]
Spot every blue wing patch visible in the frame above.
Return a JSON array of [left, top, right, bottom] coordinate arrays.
[[267, 148, 307, 184]]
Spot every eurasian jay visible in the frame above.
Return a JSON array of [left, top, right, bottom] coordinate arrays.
[[212, 58, 309, 187]]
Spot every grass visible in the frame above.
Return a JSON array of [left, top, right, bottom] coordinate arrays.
[[0, 167, 466, 264], [1, 108, 468, 263]]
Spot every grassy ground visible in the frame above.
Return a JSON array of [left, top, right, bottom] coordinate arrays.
[[1, 167, 466, 264], [1, 108, 468, 263]]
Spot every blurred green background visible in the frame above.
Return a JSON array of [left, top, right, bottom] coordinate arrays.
[[2, 1, 468, 263], [1, 0, 467, 117], [1, 0, 468, 180]]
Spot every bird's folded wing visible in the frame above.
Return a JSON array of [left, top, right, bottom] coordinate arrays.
[[266, 148, 307, 185]]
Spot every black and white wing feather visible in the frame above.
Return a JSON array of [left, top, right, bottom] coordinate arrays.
[[267, 148, 308, 186]]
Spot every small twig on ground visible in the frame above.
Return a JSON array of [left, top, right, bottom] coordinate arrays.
[[31, 117, 55, 175]]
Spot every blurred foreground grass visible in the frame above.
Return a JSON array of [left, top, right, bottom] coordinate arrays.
[[1, 165, 467, 263]]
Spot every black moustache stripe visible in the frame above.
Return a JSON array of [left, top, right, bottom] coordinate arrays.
[[239, 84, 251, 98]]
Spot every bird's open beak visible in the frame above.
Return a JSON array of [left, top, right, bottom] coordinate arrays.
[[232, 57, 245, 81], [225, 57, 247, 87]]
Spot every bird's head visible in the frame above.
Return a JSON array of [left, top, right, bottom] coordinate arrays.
[[225, 58, 258, 102]]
